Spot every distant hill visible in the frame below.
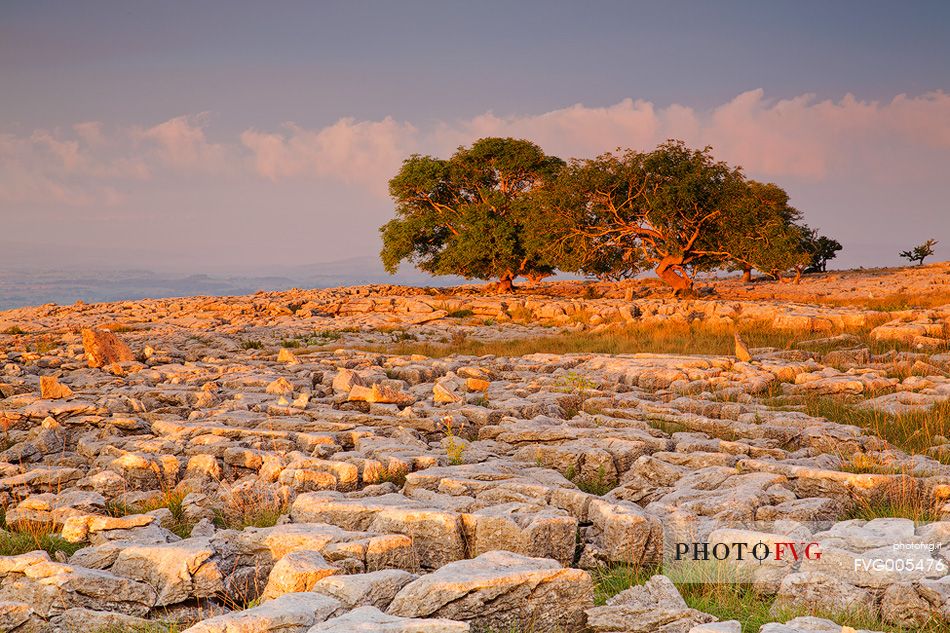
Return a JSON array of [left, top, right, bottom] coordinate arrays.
[[0, 255, 463, 310]]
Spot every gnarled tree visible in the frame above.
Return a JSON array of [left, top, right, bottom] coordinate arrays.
[[380, 137, 563, 292], [544, 141, 748, 294]]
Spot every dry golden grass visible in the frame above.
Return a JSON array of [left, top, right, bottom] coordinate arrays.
[[845, 476, 940, 523], [356, 320, 880, 358], [774, 394, 950, 461], [812, 290, 950, 312]]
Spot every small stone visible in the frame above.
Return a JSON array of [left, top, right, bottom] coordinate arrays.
[[277, 348, 300, 364], [734, 332, 752, 362]]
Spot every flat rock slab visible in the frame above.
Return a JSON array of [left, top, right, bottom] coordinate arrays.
[[387, 550, 592, 633], [182, 591, 342, 633], [311, 606, 470, 632]]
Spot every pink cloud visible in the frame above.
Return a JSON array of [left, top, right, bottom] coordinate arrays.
[[135, 113, 231, 172], [240, 116, 418, 193], [0, 90, 947, 209]]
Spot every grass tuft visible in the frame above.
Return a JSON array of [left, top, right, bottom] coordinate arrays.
[[0, 510, 84, 558], [107, 490, 194, 539]]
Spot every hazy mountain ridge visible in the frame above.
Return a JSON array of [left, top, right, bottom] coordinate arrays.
[[0, 256, 461, 310]]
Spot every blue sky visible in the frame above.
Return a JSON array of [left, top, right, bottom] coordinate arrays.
[[1, 0, 948, 273]]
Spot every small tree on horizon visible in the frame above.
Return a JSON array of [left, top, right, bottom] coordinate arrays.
[[899, 238, 938, 266]]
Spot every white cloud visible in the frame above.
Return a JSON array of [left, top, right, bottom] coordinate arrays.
[[241, 117, 418, 194]]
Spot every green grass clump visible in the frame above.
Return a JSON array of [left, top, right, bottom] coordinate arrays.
[[107, 490, 194, 539], [564, 464, 616, 496], [0, 510, 84, 558], [212, 505, 285, 531], [240, 339, 264, 350], [1, 326, 25, 335], [291, 330, 345, 346], [843, 476, 940, 523], [447, 309, 475, 318]]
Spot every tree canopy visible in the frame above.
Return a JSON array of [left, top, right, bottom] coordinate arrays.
[[380, 137, 563, 291], [380, 137, 840, 293]]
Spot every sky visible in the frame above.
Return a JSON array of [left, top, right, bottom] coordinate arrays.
[[1, 0, 949, 275]]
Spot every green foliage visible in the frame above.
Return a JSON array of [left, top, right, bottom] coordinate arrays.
[[0, 510, 84, 558], [379, 138, 840, 292], [543, 141, 748, 292], [718, 181, 811, 279], [446, 309, 474, 318], [380, 137, 564, 287], [240, 339, 263, 350], [2, 326, 25, 335], [554, 371, 597, 394], [900, 238, 938, 265]]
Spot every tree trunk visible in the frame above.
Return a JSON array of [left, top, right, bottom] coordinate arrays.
[[741, 267, 752, 283], [496, 272, 516, 294], [654, 256, 693, 295], [793, 267, 803, 284], [526, 272, 546, 286]]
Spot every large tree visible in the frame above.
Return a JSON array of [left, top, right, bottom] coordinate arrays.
[[380, 137, 563, 292], [544, 141, 751, 294]]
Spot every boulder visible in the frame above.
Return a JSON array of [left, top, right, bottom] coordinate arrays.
[[261, 550, 338, 599], [110, 538, 221, 606], [81, 328, 135, 368], [39, 376, 74, 399], [0, 553, 155, 617], [586, 575, 715, 633], [311, 569, 416, 610], [387, 550, 592, 633], [771, 571, 875, 618]]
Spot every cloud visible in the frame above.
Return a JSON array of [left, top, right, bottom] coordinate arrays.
[[0, 90, 947, 209], [135, 113, 231, 173], [426, 89, 950, 182], [241, 116, 417, 193]]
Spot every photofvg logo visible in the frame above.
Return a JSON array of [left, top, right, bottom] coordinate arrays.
[[659, 523, 950, 586], [674, 540, 822, 563]]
